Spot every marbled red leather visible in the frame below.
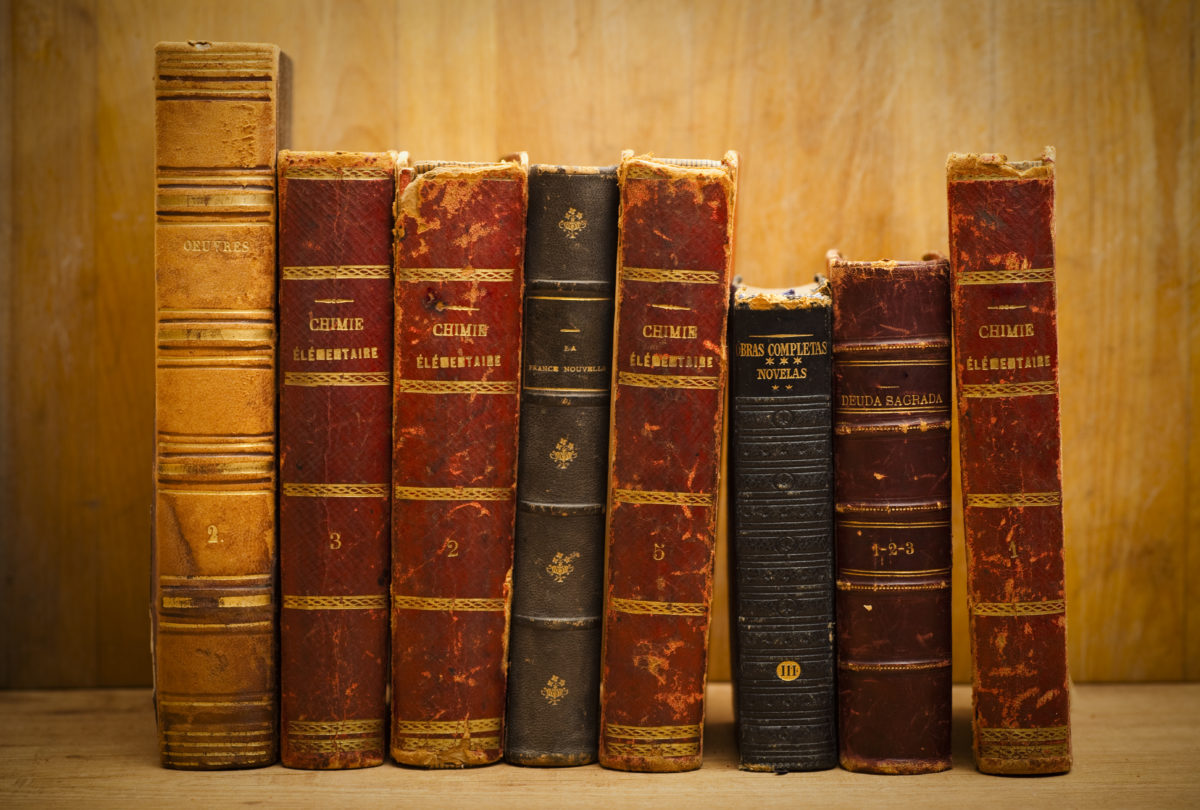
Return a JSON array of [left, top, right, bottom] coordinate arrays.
[[829, 253, 952, 775], [277, 151, 399, 769], [390, 160, 528, 768], [947, 149, 1071, 775], [598, 153, 738, 773]]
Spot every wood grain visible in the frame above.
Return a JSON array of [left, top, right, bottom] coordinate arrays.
[[0, 0, 1194, 686], [1, 684, 1198, 806]]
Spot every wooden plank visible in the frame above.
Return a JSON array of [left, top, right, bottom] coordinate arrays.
[[1188, 0, 1199, 680], [0, 684, 1198, 805], [0, 0, 13, 694], [3, 0, 100, 688]]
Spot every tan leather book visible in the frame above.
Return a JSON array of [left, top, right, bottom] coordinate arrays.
[[152, 40, 280, 770]]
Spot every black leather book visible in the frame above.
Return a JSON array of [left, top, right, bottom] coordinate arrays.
[[727, 280, 837, 772], [505, 165, 618, 766]]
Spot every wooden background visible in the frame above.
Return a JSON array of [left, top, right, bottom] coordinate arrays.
[[0, 0, 1195, 688]]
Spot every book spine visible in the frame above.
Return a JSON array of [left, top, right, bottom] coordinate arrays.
[[506, 166, 618, 766], [152, 41, 280, 770], [598, 153, 738, 773], [390, 161, 529, 768], [728, 294, 836, 772], [829, 255, 952, 774], [277, 151, 398, 769], [947, 149, 1072, 775]]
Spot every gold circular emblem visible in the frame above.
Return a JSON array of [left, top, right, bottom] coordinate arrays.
[[775, 660, 802, 681]]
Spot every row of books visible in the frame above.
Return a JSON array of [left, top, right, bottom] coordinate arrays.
[[152, 41, 1071, 776]]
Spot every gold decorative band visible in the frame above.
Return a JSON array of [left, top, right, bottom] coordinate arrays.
[[837, 581, 949, 592], [164, 729, 274, 738], [289, 719, 384, 736], [158, 620, 273, 630], [158, 698, 273, 708], [394, 718, 502, 734], [162, 595, 271, 609], [159, 574, 272, 584], [159, 437, 273, 456], [158, 459, 275, 477], [281, 265, 391, 280], [284, 167, 392, 180], [962, 381, 1057, 399], [836, 359, 950, 367], [157, 326, 273, 343], [613, 488, 714, 508], [978, 743, 1070, 759], [836, 406, 947, 415], [394, 736, 501, 752], [972, 600, 1066, 617], [392, 595, 506, 612], [840, 568, 952, 578], [156, 192, 273, 209], [839, 660, 950, 672], [393, 485, 513, 501], [289, 737, 384, 753], [605, 741, 701, 758], [966, 491, 1061, 508], [395, 267, 514, 283], [605, 722, 701, 740], [622, 267, 721, 285], [395, 379, 518, 395], [618, 371, 721, 390], [158, 308, 274, 321], [282, 483, 389, 499], [838, 521, 950, 529], [609, 597, 707, 617], [282, 594, 387, 610], [978, 725, 1069, 743], [958, 268, 1054, 285], [284, 372, 390, 387], [837, 502, 950, 513]]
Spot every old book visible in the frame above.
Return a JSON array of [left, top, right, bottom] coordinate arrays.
[[277, 151, 403, 769], [152, 41, 280, 770], [390, 157, 529, 768], [947, 148, 1071, 775], [828, 251, 952, 775], [598, 152, 738, 773], [727, 281, 836, 772], [506, 165, 618, 766]]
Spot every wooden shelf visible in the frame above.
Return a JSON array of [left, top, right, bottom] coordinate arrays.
[[2, 683, 1197, 806]]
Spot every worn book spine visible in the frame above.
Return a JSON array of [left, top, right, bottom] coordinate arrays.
[[947, 148, 1071, 775], [828, 252, 952, 775], [598, 152, 738, 773], [390, 159, 529, 768], [277, 151, 401, 769], [727, 283, 836, 772], [152, 40, 280, 770], [506, 166, 618, 766]]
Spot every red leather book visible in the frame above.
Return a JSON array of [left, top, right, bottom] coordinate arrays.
[[390, 158, 529, 768], [947, 148, 1071, 775], [277, 151, 402, 769], [598, 152, 738, 773], [828, 251, 952, 774]]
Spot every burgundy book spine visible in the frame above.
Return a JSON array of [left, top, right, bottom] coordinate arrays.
[[598, 152, 738, 773], [828, 252, 952, 775], [947, 148, 1071, 775], [390, 159, 529, 768], [278, 151, 400, 769]]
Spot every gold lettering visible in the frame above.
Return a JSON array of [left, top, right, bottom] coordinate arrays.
[[978, 323, 1035, 339], [329, 531, 342, 550], [738, 342, 764, 357], [432, 323, 488, 338], [308, 314, 365, 332], [182, 239, 251, 253], [642, 324, 698, 340], [768, 341, 828, 357], [206, 524, 220, 545]]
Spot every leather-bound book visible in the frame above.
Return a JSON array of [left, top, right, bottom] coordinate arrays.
[[947, 148, 1071, 775], [277, 151, 403, 769], [828, 251, 952, 775], [391, 157, 529, 768], [506, 165, 618, 766], [152, 41, 280, 770], [727, 281, 836, 772], [598, 152, 738, 773]]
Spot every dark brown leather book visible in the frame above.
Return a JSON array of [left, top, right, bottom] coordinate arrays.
[[947, 148, 1071, 775], [727, 281, 836, 772], [506, 165, 618, 766], [390, 157, 529, 768], [152, 40, 280, 770], [598, 152, 738, 773], [277, 151, 402, 769], [828, 251, 952, 775]]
